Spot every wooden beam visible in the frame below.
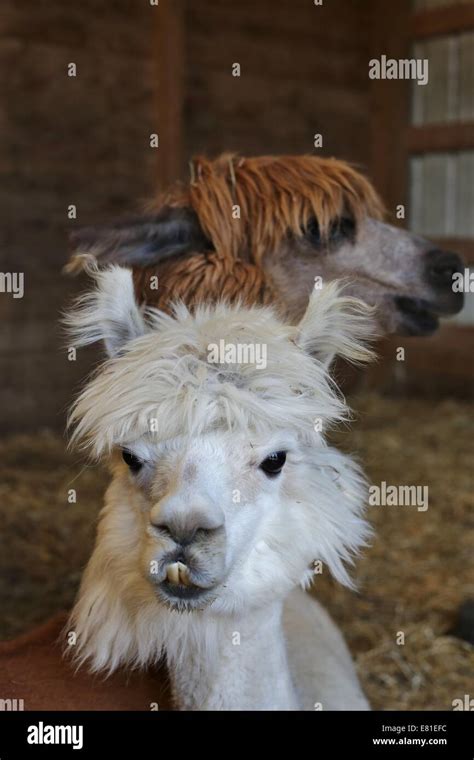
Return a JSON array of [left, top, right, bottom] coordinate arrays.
[[153, 0, 185, 189], [363, 325, 474, 398], [369, 0, 412, 221], [407, 123, 474, 153], [411, 3, 474, 39], [432, 237, 474, 263]]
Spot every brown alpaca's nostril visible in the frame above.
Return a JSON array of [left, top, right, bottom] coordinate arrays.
[[426, 249, 463, 288]]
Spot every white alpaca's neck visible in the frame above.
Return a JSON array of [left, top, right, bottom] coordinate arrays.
[[166, 601, 299, 711]]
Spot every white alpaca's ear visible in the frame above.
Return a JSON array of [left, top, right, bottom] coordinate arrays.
[[294, 282, 376, 367], [65, 266, 147, 357]]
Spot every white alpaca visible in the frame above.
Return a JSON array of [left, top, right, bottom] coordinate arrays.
[[65, 266, 375, 711]]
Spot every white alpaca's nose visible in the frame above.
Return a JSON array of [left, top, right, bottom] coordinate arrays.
[[152, 521, 224, 547], [150, 502, 224, 547]]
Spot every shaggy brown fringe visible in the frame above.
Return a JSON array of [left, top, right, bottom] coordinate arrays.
[[156, 153, 385, 264], [71, 154, 385, 311]]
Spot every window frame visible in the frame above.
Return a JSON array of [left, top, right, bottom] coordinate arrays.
[[370, 0, 474, 262]]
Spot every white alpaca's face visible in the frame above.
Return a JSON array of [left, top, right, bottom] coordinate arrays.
[[119, 428, 302, 611], [67, 268, 373, 661]]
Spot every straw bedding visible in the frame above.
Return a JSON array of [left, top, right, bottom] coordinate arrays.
[[0, 393, 472, 710]]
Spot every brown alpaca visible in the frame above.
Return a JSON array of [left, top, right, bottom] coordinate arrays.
[[67, 154, 463, 335], [0, 613, 171, 711]]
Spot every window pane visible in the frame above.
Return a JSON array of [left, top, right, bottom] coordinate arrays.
[[410, 151, 474, 236], [410, 154, 449, 234], [450, 292, 474, 325], [412, 37, 455, 124], [459, 32, 474, 121], [455, 150, 474, 237], [412, 33, 474, 124]]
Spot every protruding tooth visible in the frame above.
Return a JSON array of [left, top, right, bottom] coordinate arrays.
[[177, 561, 190, 586], [166, 562, 180, 585], [166, 561, 191, 586]]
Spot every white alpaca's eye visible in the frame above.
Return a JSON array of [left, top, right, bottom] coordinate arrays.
[[122, 449, 143, 473], [259, 451, 286, 477]]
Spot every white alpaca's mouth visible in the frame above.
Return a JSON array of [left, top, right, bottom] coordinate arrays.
[[166, 561, 192, 587], [155, 561, 218, 609], [157, 581, 217, 610]]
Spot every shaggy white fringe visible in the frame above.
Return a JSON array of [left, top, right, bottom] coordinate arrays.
[[66, 269, 374, 458]]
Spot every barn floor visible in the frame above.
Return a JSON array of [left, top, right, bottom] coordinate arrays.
[[0, 393, 473, 710]]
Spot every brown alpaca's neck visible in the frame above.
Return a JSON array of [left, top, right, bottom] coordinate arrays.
[[133, 254, 276, 313]]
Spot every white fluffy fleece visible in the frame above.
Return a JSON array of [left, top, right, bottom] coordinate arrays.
[[65, 267, 375, 710]]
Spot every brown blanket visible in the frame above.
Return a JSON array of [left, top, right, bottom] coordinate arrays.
[[0, 614, 171, 711]]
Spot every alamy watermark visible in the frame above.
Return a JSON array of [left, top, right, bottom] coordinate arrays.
[[208, 339, 267, 370], [452, 268, 474, 293], [369, 55, 428, 86], [27, 721, 83, 750], [452, 694, 474, 710], [0, 697, 24, 711], [369, 481, 429, 512], [0, 272, 24, 298]]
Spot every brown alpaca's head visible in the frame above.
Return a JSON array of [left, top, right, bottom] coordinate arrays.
[[67, 154, 464, 336]]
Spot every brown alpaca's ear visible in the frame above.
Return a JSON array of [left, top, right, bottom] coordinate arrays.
[[65, 206, 211, 275], [294, 282, 376, 368]]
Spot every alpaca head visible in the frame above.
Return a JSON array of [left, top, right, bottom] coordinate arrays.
[[66, 267, 374, 670], [67, 154, 463, 336]]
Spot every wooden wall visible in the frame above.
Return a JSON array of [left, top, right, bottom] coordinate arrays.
[[0, 0, 391, 433], [0, 0, 158, 432], [184, 0, 372, 164], [368, 0, 474, 396], [0, 0, 375, 433]]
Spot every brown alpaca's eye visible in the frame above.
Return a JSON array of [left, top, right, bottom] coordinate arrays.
[[305, 217, 321, 246], [305, 216, 356, 247], [122, 449, 143, 473], [329, 216, 356, 243], [260, 451, 287, 477]]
